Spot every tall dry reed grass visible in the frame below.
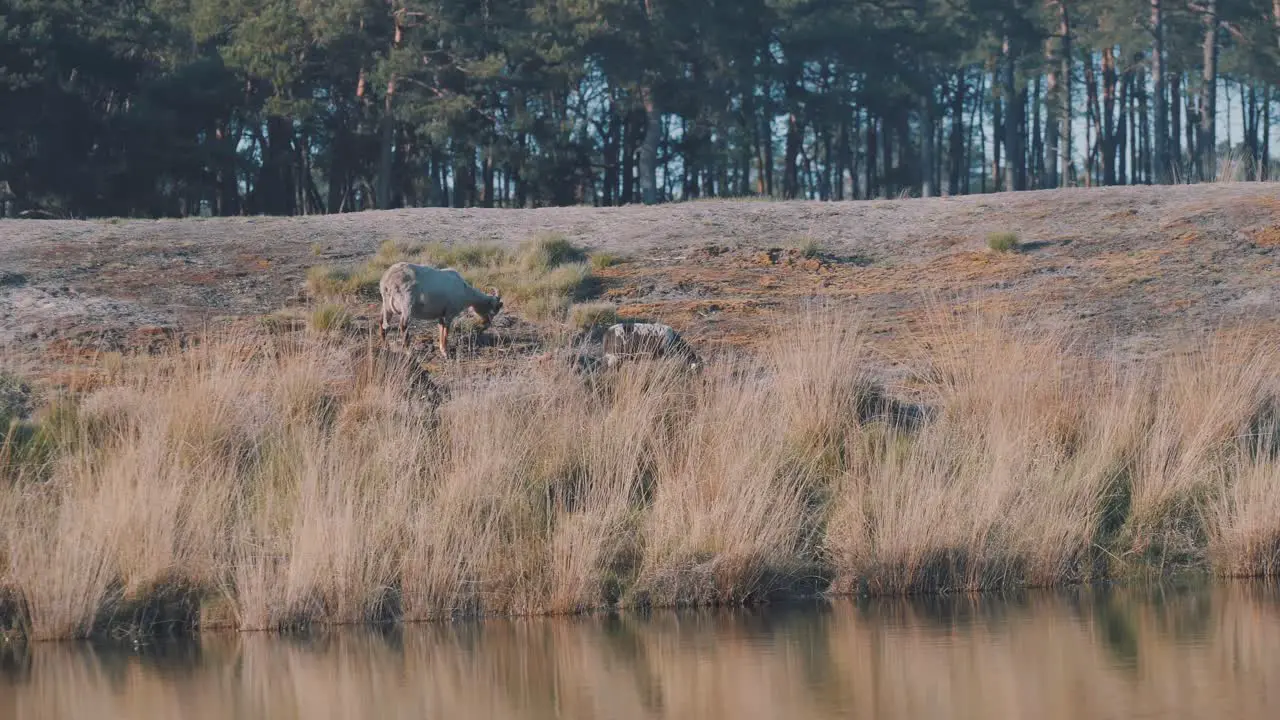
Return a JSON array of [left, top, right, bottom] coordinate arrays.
[[1, 313, 1278, 640]]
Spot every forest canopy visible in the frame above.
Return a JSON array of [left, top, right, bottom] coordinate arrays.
[[0, 0, 1277, 218]]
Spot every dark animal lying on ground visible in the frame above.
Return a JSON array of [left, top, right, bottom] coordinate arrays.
[[601, 322, 700, 370]]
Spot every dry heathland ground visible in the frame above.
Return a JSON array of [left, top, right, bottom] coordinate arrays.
[[2, 183, 1279, 385], [3, 184, 1280, 641]]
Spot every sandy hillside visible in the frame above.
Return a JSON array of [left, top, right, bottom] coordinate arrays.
[[2, 183, 1279, 384]]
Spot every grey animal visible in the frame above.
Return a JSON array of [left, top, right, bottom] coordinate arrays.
[[378, 261, 503, 359], [602, 322, 700, 370]]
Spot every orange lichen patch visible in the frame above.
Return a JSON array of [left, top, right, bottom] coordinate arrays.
[[1251, 226, 1280, 247], [235, 253, 274, 270], [1080, 249, 1169, 284], [932, 235, 967, 249], [1103, 208, 1140, 222], [1251, 194, 1280, 210], [746, 247, 829, 271]]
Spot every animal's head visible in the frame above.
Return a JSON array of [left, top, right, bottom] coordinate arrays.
[[475, 287, 504, 329]]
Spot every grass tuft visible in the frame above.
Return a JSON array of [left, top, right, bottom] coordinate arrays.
[[589, 251, 625, 270], [986, 231, 1020, 253], [569, 302, 620, 331], [790, 237, 822, 259], [308, 303, 352, 334], [305, 264, 383, 301], [417, 241, 507, 270], [518, 233, 588, 272]]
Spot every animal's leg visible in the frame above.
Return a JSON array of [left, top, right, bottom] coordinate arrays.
[[380, 305, 390, 344], [437, 322, 449, 360], [400, 315, 410, 349]]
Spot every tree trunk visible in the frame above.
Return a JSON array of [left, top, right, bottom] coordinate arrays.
[[866, 112, 878, 198], [762, 109, 775, 197], [1085, 52, 1100, 186], [216, 122, 241, 215], [376, 5, 403, 210], [256, 116, 297, 215], [1031, 75, 1042, 188], [514, 134, 528, 207], [1118, 68, 1128, 184], [783, 71, 803, 200], [603, 92, 619, 206], [1198, 0, 1217, 182], [1101, 48, 1116, 186], [977, 72, 988, 192], [1059, 3, 1073, 185], [1249, 84, 1258, 179], [740, 93, 755, 197], [830, 113, 844, 200], [922, 83, 937, 197], [968, 70, 983, 193], [1002, 37, 1026, 191], [1263, 87, 1271, 181], [1151, 0, 1170, 182], [950, 72, 967, 195], [1225, 80, 1232, 150], [993, 78, 1003, 192], [1139, 67, 1151, 183], [1044, 29, 1060, 188], [883, 112, 895, 196], [639, 85, 661, 205], [481, 145, 495, 208], [1169, 73, 1181, 176], [1185, 74, 1198, 178], [621, 111, 636, 204]]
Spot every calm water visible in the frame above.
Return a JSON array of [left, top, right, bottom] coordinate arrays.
[[3, 582, 1279, 719]]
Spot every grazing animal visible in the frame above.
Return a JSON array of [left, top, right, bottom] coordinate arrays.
[[602, 322, 700, 370], [378, 261, 503, 359]]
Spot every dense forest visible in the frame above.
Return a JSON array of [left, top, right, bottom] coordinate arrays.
[[0, 0, 1278, 218]]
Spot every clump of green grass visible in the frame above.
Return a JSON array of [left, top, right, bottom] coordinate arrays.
[[986, 231, 1021, 253], [418, 241, 507, 270], [522, 295, 573, 322], [308, 304, 352, 334], [589, 252, 625, 270], [307, 239, 419, 301], [516, 263, 592, 301], [305, 264, 384, 301], [3, 395, 80, 478], [790, 237, 822, 259], [372, 238, 418, 267], [518, 233, 587, 272], [0, 372, 31, 427], [446, 235, 596, 317], [569, 302, 620, 331]]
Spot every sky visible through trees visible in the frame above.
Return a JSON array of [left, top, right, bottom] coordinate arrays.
[[1, 0, 1277, 218]]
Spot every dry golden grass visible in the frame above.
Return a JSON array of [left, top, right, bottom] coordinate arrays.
[[1, 310, 1279, 640]]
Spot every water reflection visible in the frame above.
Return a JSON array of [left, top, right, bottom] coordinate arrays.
[[3, 582, 1280, 719]]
